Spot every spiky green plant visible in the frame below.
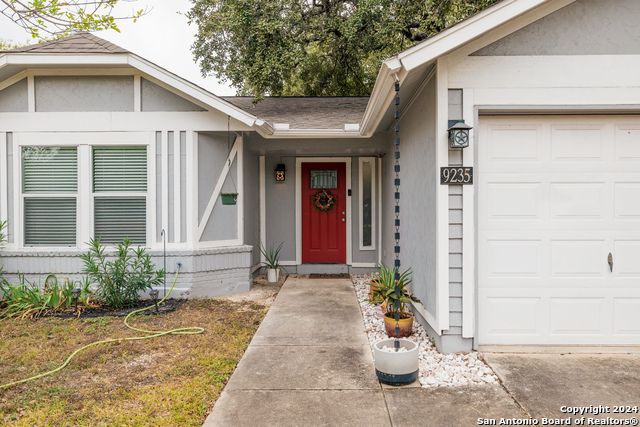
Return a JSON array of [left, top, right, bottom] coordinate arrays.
[[368, 265, 420, 316], [0, 274, 93, 319], [259, 242, 284, 270]]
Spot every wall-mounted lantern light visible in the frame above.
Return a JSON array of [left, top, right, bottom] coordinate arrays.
[[275, 164, 286, 182], [448, 121, 473, 148]]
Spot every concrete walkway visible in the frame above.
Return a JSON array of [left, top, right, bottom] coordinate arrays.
[[203, 277, 520, 426]]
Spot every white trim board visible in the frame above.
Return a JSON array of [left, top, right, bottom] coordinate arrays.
[[295, 157, 352, 266], [358, 157, 376, 251]]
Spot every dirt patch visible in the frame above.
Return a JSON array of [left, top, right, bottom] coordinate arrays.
[[216, 274, 292, 307]]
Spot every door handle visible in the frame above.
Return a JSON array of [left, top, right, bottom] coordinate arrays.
[[608, 252, 613, 273]]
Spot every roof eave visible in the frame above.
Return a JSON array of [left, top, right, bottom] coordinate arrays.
[[0, 51, 259, 128], [359, 0, 568, 136]]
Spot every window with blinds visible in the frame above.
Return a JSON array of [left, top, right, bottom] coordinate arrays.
[[93, 146, 147, 245], [22, 146, 77, 246]]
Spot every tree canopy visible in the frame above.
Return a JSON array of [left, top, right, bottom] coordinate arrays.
[[0, 0, 146, 39], [188, 0, 499, 98]]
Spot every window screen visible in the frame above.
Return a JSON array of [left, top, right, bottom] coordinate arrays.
[[310, 170, 337, 189], [94, 197, 146, 245], [24, 197, 76, 245], [22, 146, 78, 246], [93, 146, 147, 192]]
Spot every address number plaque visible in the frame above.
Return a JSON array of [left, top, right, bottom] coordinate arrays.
[[440, 167, 473, 185]]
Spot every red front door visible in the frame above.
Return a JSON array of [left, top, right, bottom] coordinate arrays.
[[301, 162, 347, 263]]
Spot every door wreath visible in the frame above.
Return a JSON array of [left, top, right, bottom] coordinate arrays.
[[313, 189, 337, 213]]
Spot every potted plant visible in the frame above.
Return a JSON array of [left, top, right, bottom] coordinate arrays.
[[259, 242, 284, 283], [373, 338, 420, 386], [368, 265, 421, 338]]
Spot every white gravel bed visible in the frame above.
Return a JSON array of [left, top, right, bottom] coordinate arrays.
[[351, 274, 499, 388]]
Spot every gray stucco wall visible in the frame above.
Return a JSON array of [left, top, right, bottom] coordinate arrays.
[[34, 76, 134, 112], [264, 155, 297, 262], [384, 76, 438, 318], [473, 0, 640, 56], [0, 78, 28, 112], [141, 78, 206, 112], [243, 145, 260, 268], [197, 132, 230, 223], [201, 159, 238, 241]]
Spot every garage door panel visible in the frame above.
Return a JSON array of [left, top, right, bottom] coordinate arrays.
[[549, 183, 607, 220], [485, 239, 542, 278], [613, 299, 640, 335], [615, 183, 640, 219], [549, 298, 606, 336], [486, 125, 542, 163], [486, 183, 541, 219], [479, 115, 640, 345], [550, 240, 606, 278], [483, 297, 543, 335], [613, 240, 640, 277], [551, 124, 606, 162], [615, 126, 640, 162]]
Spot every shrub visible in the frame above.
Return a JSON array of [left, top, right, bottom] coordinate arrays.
[[81, 237, 165, 309]]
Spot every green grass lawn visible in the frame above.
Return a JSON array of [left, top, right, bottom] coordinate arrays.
[[0, 299, 267, 426]]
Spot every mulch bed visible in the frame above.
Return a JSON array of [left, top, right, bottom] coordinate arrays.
[[7, 298, 186, 319]]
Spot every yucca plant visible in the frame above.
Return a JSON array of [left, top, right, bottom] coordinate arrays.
[[259, 242, 284, 270]]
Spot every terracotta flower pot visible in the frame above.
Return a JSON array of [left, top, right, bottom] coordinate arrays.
[[383, 312, 414, 338]]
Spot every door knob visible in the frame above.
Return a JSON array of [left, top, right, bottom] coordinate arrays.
[[342, 211, 346, 215], [342, 218, 346, 222]]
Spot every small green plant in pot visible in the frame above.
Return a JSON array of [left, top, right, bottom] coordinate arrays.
[[368, 265, 421, 338], [259, 242, 284, 283]]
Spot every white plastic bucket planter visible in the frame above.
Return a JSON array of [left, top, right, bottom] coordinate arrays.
[[267, 268, 280, 283], [373, 338, 419, 386]]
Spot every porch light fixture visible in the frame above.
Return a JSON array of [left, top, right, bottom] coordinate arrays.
[[448, 121, 473, 148], [275, 164, 286, 182]]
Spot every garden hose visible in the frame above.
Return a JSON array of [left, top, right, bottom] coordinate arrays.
[[0, 262, 203, 391]]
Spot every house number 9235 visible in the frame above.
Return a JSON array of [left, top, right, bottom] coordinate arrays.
[[440, 167, 473, 185]]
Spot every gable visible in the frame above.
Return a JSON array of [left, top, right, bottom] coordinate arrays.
[[0, 78, 28, 112], [473, 0, 640, 56], [141, 78, 206, 112]]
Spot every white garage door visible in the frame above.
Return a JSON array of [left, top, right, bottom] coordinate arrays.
[[478, 116, 640, 345]]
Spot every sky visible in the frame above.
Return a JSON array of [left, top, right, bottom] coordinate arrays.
[[0, 0, 235, 96]]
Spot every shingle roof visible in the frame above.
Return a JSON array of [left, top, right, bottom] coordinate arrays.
[[224, 97, 369, 130], [5, 32, 128, 54]]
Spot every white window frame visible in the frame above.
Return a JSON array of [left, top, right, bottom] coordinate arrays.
[[358, 157, 376, 251], [14, 132, 152, 250]]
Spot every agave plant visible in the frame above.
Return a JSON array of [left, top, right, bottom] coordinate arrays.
[[368, 265, 421, 316]]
